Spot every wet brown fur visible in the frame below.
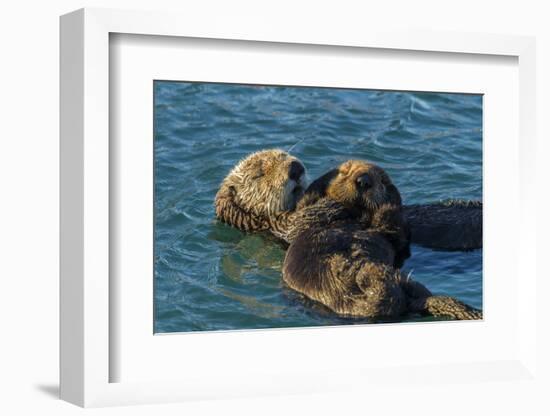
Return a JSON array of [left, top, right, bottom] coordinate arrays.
[[282, 160, 482, 320], [282, 207, 410, 318], [302, 162, 481, 251], [215, 149, 307, 235], [403, 200, 482, 250], [298, 160, 402, 212]]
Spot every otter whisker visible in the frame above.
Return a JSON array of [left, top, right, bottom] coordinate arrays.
[[286, 137, 305, 153]]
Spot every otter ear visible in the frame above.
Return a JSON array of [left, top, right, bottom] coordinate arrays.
[[300, 168, 339, 207]]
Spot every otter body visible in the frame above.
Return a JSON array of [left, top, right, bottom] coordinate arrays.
[[281, 160, 481, 320], [282, 200, 480, 320], [403, 200, 482, 250], [283, 208, 409, 318]]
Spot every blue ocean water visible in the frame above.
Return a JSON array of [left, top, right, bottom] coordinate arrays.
[[154, 81, 482, 333]]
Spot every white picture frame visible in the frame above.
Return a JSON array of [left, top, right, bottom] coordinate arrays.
[[60, 7, 538, 408]]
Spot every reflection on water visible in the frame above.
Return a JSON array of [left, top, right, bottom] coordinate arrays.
[[154, 82, 482, 333]]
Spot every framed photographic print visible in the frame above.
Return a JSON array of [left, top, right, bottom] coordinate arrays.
[[60, 7, 538, 408]]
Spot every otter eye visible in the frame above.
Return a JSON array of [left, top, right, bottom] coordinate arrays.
[[356, 174, 372, 190]]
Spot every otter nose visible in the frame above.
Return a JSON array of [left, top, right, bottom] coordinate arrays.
[[289, 161, 305, 181], [356, 173, 372, 190]]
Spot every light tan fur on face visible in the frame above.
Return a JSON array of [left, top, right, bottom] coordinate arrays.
[[325, 160, 394, 212], [215, 149, 307, 232]]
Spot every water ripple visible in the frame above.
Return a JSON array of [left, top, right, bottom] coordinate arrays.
[[154, 82, 482, 333]]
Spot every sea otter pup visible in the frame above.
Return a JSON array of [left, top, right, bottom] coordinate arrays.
[[282, 160, 482, 320]]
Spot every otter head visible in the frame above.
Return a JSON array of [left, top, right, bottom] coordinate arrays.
[[215, 149, 307, 231], [300, 160, 409, 264], [302, 160, 402, 215]]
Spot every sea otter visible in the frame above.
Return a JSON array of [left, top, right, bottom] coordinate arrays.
[[215, 151, 482, 321], [282, 160, 481, 320], [215, 150, 482, 250]]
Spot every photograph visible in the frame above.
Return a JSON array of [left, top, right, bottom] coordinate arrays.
[[7, 1, 541, 412], [153, 81, 483, 333]]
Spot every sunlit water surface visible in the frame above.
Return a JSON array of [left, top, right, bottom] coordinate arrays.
[[154, 82, 482, 333]]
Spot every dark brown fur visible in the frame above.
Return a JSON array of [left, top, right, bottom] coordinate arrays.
[[282, 161, 482, 320], [403, 200, 482, 250], [303, 163, 481, 251], [282, 205, 410, 318]]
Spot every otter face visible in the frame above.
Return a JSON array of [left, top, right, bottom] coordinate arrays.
[[328, 160, 399, 210], [321, 160, 402, 212], [216, 149, 307, 228]]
